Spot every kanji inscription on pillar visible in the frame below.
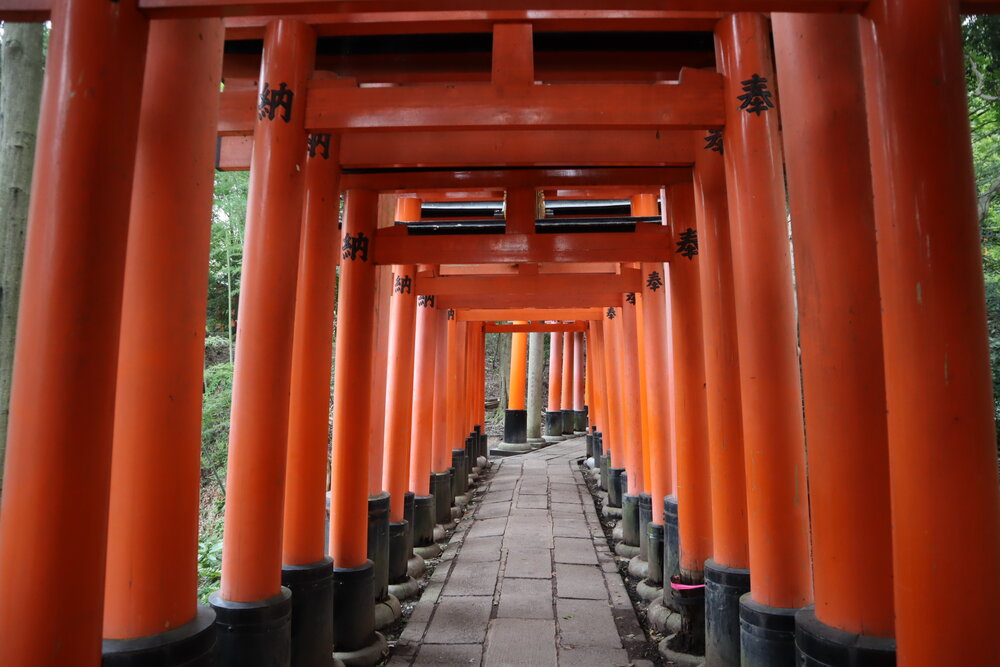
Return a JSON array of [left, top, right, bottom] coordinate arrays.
[[258, 82, 294, 122], [307, 133, 332, 159], [447, 309, 456, 320], [625, 293, 636, 305], [646, 271, 664, 292], [704, 129, 724, 154], [394, 274, 412, 294], [737, 74, 774, 116], [417, 295, 435, 308], [677, 228, 699, 260], [607, 308, 616, 320], [342, 232, 369, 261]]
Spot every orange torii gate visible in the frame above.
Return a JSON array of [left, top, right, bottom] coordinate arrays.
[[0, 2, 996, 667]]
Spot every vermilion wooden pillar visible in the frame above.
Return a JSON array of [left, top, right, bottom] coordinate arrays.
[[560, 331, 575, 435], [408, 280, 438, 553], [544, 330, 564, 442], [382, 200, 420, 523], [280, 131, 341, 665], [861, 3, 1000, 665], [572, 330, 586, 433], [100, 18, 222, 664], [664, 182, 713, 656], [329, 189, 386, 659], [500, 322, 530, 450], [0, 0, 148, 662], [619, 293, 645, 497], [692, 131, 751, 664], [445, 315, 469, 503], [634, 294, 652, 494], [212, 18, 315, 664], [602, 309, 627, 509], [772, 13, 896, 665], [429, 308, 454, 526], [716, 13, 812, 664]]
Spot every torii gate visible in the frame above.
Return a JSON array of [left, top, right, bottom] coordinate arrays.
[[0, 2, 997, 667]]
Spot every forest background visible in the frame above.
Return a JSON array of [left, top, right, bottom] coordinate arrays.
[[0, 16, 999, 598]]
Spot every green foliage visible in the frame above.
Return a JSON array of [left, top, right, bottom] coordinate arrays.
[[208, 172, 248, 345], [965, 15, 1000, 431], [201, 362, 234, 497], [197, 529, 223, 601]]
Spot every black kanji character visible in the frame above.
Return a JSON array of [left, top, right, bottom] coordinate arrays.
[[677, 228, 699, 260], [342, 232, 369, 262], [737, 74, 774, 116], [258, 82, 294, 122], [646, 271, 664, 292], [394, 274, 412, 294], [417, 295, 435, 308], [607, 308, 616, 320], [307, 133, 332, 159], [704, 129, 724, 154], [625, 293, 636, 305], [447, 309, 456, 320]]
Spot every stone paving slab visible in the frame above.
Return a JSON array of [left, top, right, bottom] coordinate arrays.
[[498, 577, 555, 619], [397, 437, 647, 667], [483, 619, 557, 667]]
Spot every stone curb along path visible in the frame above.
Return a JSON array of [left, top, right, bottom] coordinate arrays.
[[388, 437, 656, 667]]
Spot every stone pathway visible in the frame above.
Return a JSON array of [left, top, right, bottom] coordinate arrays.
[[390, 437, 651, 667]]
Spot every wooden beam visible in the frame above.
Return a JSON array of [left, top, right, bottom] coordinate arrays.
[[437, 291, 621, 309], [417, 269, 639, 297], [457, 307, 603, 322], [372, 226, 672, 265], [484, 322, 587, 333], [341, 167, 691, 192], [216, 69, 723, 135], [215, 129, 696, 171]]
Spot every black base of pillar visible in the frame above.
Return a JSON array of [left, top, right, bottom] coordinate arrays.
[[503, 409, 528, 444], [585, 434, 594, 459], [543, 411, 563, 439], [704, 559, 751, 667], [608, 467, 624, 508], [209, 588, 291, 667], [599, 454, 610, 491], [331, 561, 377, 654], [646, 522, 664, 587], [388, 521, 409, 585], [367, 492, 390, 603], [637, 493, 652, 559], [450, 450, 467, 497], [479, 432, 487, 461], [573, 409, 587, 433], [663, 495, 680, 585], [413, 495, 436, 547], [403, 492, 415, 557], [622, 494, 640, 547], [795, 606, 896, 667], [103, 605, 216, 667], [739, 595, 798, 667], [560, 409, 574, 435], [281, 559, 336, 667], [667, 574, 706, 657], [431, 470, 453, 524], [593, 432, 604, 461]]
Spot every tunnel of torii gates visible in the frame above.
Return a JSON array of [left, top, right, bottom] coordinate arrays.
[[0, 1, 999, 667]]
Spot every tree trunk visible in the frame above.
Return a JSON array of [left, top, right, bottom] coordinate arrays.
[[526, 332, 544, 439], [0, 23, 45, 493]]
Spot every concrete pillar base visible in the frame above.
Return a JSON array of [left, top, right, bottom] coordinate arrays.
[[477, 455, 491, 469], [612, 523, 623, 541], [333, 632, 388, 667], [407, 553, 426, 579], [658, 636, 705, 667], [647, 595, 682, 635], [493, 441, 533, 455], [433, 524, 448, 541], [601, 504, 623, 520], [739, 594, 798, 667], [414, 543, 442, 560], [373, 593, 401, 630], [542, 434, 565, 443], [636, 578, 663, 602], [614, 542, 641, 559], [103, 605, 216, 667], [627, 555, 649, 580], [388, 576, 420, 601], [704, 559, 750, 667]]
